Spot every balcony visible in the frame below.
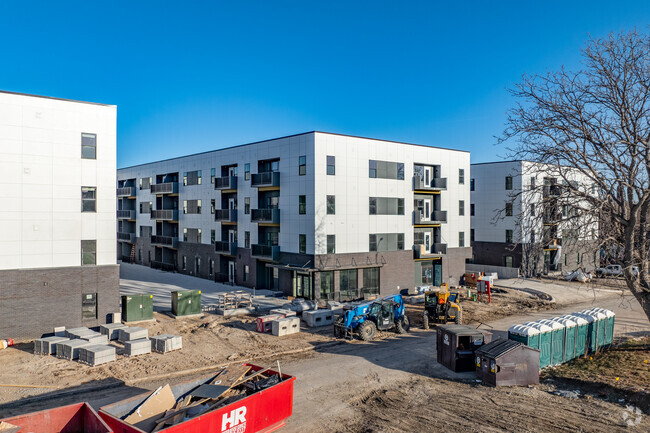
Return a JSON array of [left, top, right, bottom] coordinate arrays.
[[151, 261, 176, 271], [543, 211, 561, 225], [117, 232, 136, 243], [251, 171, 280, 188], [251, 208, 280, 224], [215, 175, 237, 190], [252, 244, 280, 261], [151, 209, 179, 221], [117, 186, 136, 197], [413, 210, 447, 225], [215, 241, 238, 256], [151, 235, 178, 248], [214, 209, 238, 223], [117, 209, 136, 220], [413, 243, 447, 259], [413, 176, 447, 191], [150, 182, 179, 195]]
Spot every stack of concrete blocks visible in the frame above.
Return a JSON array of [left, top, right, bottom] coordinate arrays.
[[56, 339, 92, 360], [326, 301, 345, 316], [151, 334, 183, 354], [303, 310, 335, 328], [79, 345, 116, 366], [34, 336, 69, 355], [124, 338, 151, 357], [271, 317, 301, 336], [118, 327, 148, 343], [100, 323, 128, 341], [281, 300, 317, 314], [53, 326, 66, 337], [256, 314, 284, 333], [82, 334, 109, 345], [269, 308, 296, 317], [65, 327, 96, 340]]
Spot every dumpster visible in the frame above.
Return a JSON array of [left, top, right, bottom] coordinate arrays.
[[475, 338, 540, 386], [523, 322, 553, 368], [172, 290, 202, 317], [587, 308, 615, 347], [436, 325, 491, 372], [0, 402, 112, 433], [536, 319, 565, 366], [562, 314, 589, 357], [122, 294, 154, 322], [549, 316, 577, 362], [99, 364, 294, 433]]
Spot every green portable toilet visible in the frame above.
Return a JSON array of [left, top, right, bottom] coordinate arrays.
[[588, 308, 615, 347], [572, 312, 599, 353], [121, 294, 154, 322], [537, 319, 565, 366], [524, 322, 553, 368], [550, 317, 577, 362], [562, 314, 588, 357], [508, 324, 541, 350], [172, 290, 202, 316], [581, 309, 607, 350]]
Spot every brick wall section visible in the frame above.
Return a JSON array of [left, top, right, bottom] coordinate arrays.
[[0, 265, 120, 341]]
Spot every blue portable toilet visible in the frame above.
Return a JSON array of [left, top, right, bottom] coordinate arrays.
[[562, 314, 589, 357], [537, 319, 565, 366], [523, 322, 553, 368], [587, 308, 615, 347], [550, 317, 577, 362]]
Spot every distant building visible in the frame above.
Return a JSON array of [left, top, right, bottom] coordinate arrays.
[[470, 160, 598, 275], [0, 91, 119, 340], [117, 132, 471, 300]]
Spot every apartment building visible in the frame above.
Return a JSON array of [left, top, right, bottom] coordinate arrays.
[[0, 91, 119, 340], [470, 160, 598, 275], [117, 132, 471, 300]]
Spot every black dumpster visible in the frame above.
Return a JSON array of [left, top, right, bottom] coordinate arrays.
[[436, 325, 491, 372], [475, 338, 540, 386]]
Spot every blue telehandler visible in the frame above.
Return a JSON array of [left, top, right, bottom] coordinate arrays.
[[333, 293, 410, 340]]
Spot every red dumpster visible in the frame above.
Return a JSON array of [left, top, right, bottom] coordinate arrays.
[[0, 402, 112, 433], [99, 364, 294, 433]]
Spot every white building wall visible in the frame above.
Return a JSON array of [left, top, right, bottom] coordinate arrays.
[[0, 92, 117, 270]]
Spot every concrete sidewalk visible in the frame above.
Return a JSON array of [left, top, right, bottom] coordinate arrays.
[[495, 277, 624, 305]]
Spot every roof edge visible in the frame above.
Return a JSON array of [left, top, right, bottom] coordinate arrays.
[[0, 89, 115, 107]]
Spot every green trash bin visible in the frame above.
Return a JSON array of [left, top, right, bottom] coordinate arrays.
[[121, 294, 154, 322], [563, 314, 588, 357], [550, 317, 577, 362], [588, 308, 615, 347], [508, 324, 541, 350], [537, 319, 565, 366], [172, 290, 202, 316], [524, 322, 553, 369]]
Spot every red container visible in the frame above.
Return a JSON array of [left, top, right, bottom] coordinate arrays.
[[1, 402, 112, 433], [255, 315, 283, 333], [99, 364, 294, 433]]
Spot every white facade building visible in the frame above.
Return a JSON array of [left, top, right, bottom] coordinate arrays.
[[0, 91, 119, 340], [117, 132, 471, 300]]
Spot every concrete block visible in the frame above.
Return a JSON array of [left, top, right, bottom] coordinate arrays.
[[118, 327, 148, 343], [110, 312, 121, 323], [100, 323, 128, 340], [53, 326, 66, 337], [83, 334, 109, 345], [124, 338, 151, 357], [151, 334, 183, 353], [256, 314, 284, 333], [303, 310, 335, 327], [34, 336, 69, 355], [270, 308, 296, 317], [56, 339, 91, 360], [79, 345, 116, 366], [271, 317, 301, 336], [65, 327, 96, 339]]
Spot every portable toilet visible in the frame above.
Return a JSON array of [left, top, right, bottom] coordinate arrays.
[[549, 317, 577, 362], [523, 322, 553, 368], [571, 312, 599, 353], [580, 309, 607, 350], [587, 308, 615, 347], [562, 314, 589, 357], [537, 319, 565, 366], [508, 324, 540, 351]]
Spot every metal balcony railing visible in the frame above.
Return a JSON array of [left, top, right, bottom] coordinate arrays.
[[413, 176, 447, 191], [214, 209, 238, 223], [413, 243, 447, 259], [251, 244, 280, 261], [150, 182, 179, 195], [413, 210, 447, 225], [150, 235, 179, 248], [151, 261, 176, 271], [117, 232, 136, 243], [117, 210, 136, 219], [150, 209, 179, 221], [251, 208, 280, 224], [117, 186, 136, 197], [251, 171, 280, 187], [215, 241, 238, 256], [214, 175, 237, 190]]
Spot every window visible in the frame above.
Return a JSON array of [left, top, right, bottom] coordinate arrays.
[[245, 163, 250, 181], [369, 197, 377, 215], [299, 156, 306, 175], [327, 235, 336, 254], [140, 201, 152, 214], [505, 176, 513, 190], [327, 156, 335, 175], [339, 269, 358, 297], [530, 229, 535, 243], [211, 199, 215, 214], [299, 195, 306, 215], [505, 202, 513, 216], [81, 293, 98, 320], [244, 197, 250, 214], [421, 263, 433, 284], [397, 198, 404, 215], [182, 256, 187, 270], [140, 226, 152, 237], [530, 203, 535, 217], [209, 259, 214, 275], [530, 177, 535, 190], [244, 265, 249, 282], [183, 199, 202, 214], [81, 240, 96, 265], [81, 187, 96, 212], [195, 257, 201, 275], [459, 200, 465, 216], [397, 233, 404, 250], [459, 232, 465, 248], [139, 177, 152, 190], [369, 197, 404, 215], [211, 168, 216, 184], [506, 229, 513, 243], [81, 133, 96, 159], [369, 233, 404, 251], [363, 268, 380, 295], [147, 250, 151, 262], [505, 256, 513, 268], [470, 229, 475, 242], [459, 169, 465, 184], [470, 203, 475, 216], [327, 195, 335, 215], [470, 178, 475, 191], [299, 234, 306, 254], [183, 170, 202, 186], [414, 232, 424, 244], [245, 231, 250, 249], [369, 234, 377, 252], [211, 229, 216, 244], [369, 160, 404, 180], [320, 271, 334, 299], [183, 228, 201, 243]]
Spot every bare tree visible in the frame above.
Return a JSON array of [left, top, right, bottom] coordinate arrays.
[[498, 30, 650, 320]]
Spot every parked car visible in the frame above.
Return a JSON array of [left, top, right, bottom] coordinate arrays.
[[595, 264, 639, 277]]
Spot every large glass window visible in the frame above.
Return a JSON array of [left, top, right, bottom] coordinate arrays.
[[81, 187, 96, 212], [421, 263, 433, 284], [339, 269, 358, 299], [363, 268, 380, 295], [369, 160, 404, 180], [320, 271, 334, 299], [327, 195, 335, 215], [81, 240, 96, 265], [327, 156, 335, 175], [81, 133, 96, 159]]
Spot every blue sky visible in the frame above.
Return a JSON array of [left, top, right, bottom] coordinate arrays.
[[1, 1, 648, 168]]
